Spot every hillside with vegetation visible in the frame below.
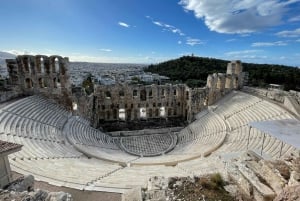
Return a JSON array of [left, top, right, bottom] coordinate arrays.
[[145, 56, 300, 91]]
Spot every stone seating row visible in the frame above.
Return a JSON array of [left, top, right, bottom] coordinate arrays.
[[2, 95, 69, 129], [212, 92, 295, 130], [177, 111, 225, 144], [214, 125, 297, 159], [28, 95, 69, 116], [0, 111, 64, 142], [94, 165, 189, 189], [9, 157, 125, 191], [2, 91, 297, 193], [66, 116, 119, 150], [211, 91, 298, 159], [0, 133, 82, 160]]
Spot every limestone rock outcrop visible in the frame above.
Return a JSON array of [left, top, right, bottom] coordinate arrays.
[[273, 185, 300, 201], [7, 175, 34, 192], [2, 175, 72, 201]]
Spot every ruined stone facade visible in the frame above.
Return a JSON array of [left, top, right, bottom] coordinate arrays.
[[88, 84, 207, 126], [74, 60, 244, 127], [206, 60, 244, 105], [5, 55, 244, 128], [6, 55, 72, 109]]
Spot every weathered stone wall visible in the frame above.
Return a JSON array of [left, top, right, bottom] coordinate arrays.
[[90, 83, 204, 126], [6, 55, 73, 109], [206, 61, 244, 105], [243, 86, 286, 103], [0, 90, 21, 103], [242, 86, 300, 117], [5, 56, 245, 128], [74, 60, 244, 127]]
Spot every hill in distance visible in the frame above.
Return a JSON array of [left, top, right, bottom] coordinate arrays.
[[145, 56, 300, 91]]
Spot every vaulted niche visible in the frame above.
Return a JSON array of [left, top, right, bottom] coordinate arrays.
[[119, 109, 126, 121], [140, 107, 146, 119]]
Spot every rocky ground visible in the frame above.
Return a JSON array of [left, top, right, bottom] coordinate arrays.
[[0, 189, 70, 201], [142, 174, 247, 201], [0, 175, 72, 201], [166, 174, 237, 201], [142, 151, 300, 201]]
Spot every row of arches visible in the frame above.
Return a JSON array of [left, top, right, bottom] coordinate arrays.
[[104, 88, 180, 101], [24, 77, 61, 89], [99, 106, 182, 121], [18, 55, 67, 75]]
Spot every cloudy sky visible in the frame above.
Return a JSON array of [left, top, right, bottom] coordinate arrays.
[[0, 0, 300, 65]]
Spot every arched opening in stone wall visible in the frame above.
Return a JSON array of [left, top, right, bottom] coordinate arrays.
[[155, 108, 159, 117], [72, 102, 78, 111], [160, 107, 166, 117], [119, 109, 125, 121], [113, 109, 118, 119], [53, 78, 57, 88], [45, 60, 50, 74], [148, 108, 153, 118], [148, 89, 152, 97], [40, 58, 45, 73], [106, 111, 110, 120], [53, 77, 61, 88], [38, 78, 44, 88], [161, 89, 165, 97], [140, 89, 146, 101], [127, 109, 132, 120], [140, 107, 147, 119], [134, 109, 138, 119], [119, 90, 125, 98], [43, 79, 48, 88], [25, 78, 33, 88], [105, 91, 111, 99], [24, 58, 31, 73], [55, 58, 60, 73], [57, 78, 61, 87], [133, 90, 138, 97]]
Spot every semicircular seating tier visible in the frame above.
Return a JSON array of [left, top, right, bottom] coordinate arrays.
[[210, 91, 298, 158], [0, 92, 298, 193]]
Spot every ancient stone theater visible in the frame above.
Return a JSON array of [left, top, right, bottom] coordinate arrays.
[[1, 55, 300, 200]]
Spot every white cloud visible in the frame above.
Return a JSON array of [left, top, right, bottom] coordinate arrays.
[[224, 49, 267, 60], [251, 41, 288, 47], [186, 38, 204, 46], [179, 0, 300, 34], [147, 16, 185, 36], [118, 22, 130, 28], [153, 21, 163, 27], [289, 15, 300, 22], [4, 49, 42, 56], [99, 49, 112, 52], [226, 38, 237, 42], [225, 49, 262, 56], [279, 56, 286, 60], [297, 39, 300, 42], [276, 28, 300, 38], [240, 33, 250, 37], [178, 40, 182, 44]]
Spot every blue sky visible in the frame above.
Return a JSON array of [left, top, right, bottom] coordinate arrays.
[[0, 0, 300, 66]]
